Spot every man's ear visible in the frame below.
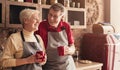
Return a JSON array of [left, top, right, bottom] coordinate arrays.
[[61, 15, 66, 21]]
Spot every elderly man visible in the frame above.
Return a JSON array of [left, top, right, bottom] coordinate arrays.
[[36, 3, 76, 70]]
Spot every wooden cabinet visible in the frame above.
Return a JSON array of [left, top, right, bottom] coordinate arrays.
[[0, 0, 5, 27], [1, 0, 86, 29], [40, 0, 86, 29]]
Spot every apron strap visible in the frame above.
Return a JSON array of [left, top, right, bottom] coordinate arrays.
[[34, 34, 40, 43], [20, 31, 39, 43], [20, 31, 25, 41]]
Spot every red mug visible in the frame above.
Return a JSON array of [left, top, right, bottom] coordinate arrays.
[[57, 46, 64, 56], [36, 51, 45, 61]]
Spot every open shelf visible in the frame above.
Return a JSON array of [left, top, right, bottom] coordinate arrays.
[[1, 0, 86, 29], [6, 1, 39, 28], [67, 8, 86, 29]]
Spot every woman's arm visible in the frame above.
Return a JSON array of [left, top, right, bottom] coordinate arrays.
[[2, 36, 17, 68]]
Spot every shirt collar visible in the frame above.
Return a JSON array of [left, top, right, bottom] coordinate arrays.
[[47, 20, 66, 32], [23, 29, 34, 36]]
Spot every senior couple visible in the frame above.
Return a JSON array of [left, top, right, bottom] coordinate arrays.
[[1, 3, 76, 70]]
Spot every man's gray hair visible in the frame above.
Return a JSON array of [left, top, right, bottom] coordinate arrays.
[[49, 3, 66, 16]]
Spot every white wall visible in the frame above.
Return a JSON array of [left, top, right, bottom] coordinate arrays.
[[111, 0, 120, 33]]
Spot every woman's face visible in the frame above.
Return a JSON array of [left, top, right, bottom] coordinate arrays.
[[48, 8, 63, 26], [24, 13, 40, 32]]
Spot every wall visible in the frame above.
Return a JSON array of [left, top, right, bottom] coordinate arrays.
[[0, 28, 22, 46], [104, 0, 110, 22], [111, 0, 120, 33], [104, 0, 120, 33]]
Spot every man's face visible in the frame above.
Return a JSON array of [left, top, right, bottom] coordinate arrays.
[[48, 8, 63, 26]]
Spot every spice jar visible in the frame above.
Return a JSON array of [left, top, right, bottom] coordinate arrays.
[[70, 2, 75, 7], [64, 0, 70, 7]]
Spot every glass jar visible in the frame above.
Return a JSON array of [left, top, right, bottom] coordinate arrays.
[[41, 0, 46, 4], [76, 2, 80, 8], [50, 0, 58, 5]]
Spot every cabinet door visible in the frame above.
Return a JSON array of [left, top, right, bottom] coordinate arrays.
[[0, 0, 5, 27], [5, 1, 39, 28]]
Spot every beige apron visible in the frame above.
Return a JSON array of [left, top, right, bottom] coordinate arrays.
[[12, 31, 43, 70], [43, 30, 76, 70]]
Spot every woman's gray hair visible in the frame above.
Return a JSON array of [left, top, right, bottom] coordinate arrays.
[[19, 8, 40, 24]]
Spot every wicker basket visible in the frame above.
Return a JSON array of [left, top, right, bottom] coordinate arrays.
[[92, 24, 115, 34]]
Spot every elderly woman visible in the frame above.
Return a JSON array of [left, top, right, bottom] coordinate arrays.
[[1, 9, 47, 70]]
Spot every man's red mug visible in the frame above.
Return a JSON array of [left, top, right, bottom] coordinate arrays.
[[57, 46, 64, 56], [36, 51, 45, 61]]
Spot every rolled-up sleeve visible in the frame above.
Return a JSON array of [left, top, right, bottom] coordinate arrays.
[[2, 36, 16, 67]]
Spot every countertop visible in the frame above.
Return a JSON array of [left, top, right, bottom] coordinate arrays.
[[75, 61, 103, 70]]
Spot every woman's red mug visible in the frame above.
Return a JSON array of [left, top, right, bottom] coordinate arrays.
[[36, 51, 45, 61], [57, 46, 64, 56]]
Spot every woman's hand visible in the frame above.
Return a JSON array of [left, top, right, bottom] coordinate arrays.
[[25, 55, 36, 64], [25, 54, 47, 64], [16, 55, 36, 66], [39, 53, 47, 65], [35, 51, 47, 65]]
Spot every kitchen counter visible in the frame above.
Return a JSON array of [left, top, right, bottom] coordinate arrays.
[[75, 61, 103, 70]]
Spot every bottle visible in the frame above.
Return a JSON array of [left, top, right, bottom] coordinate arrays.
[[70, 2, 75, 7], [38, 0, 41, 4]]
